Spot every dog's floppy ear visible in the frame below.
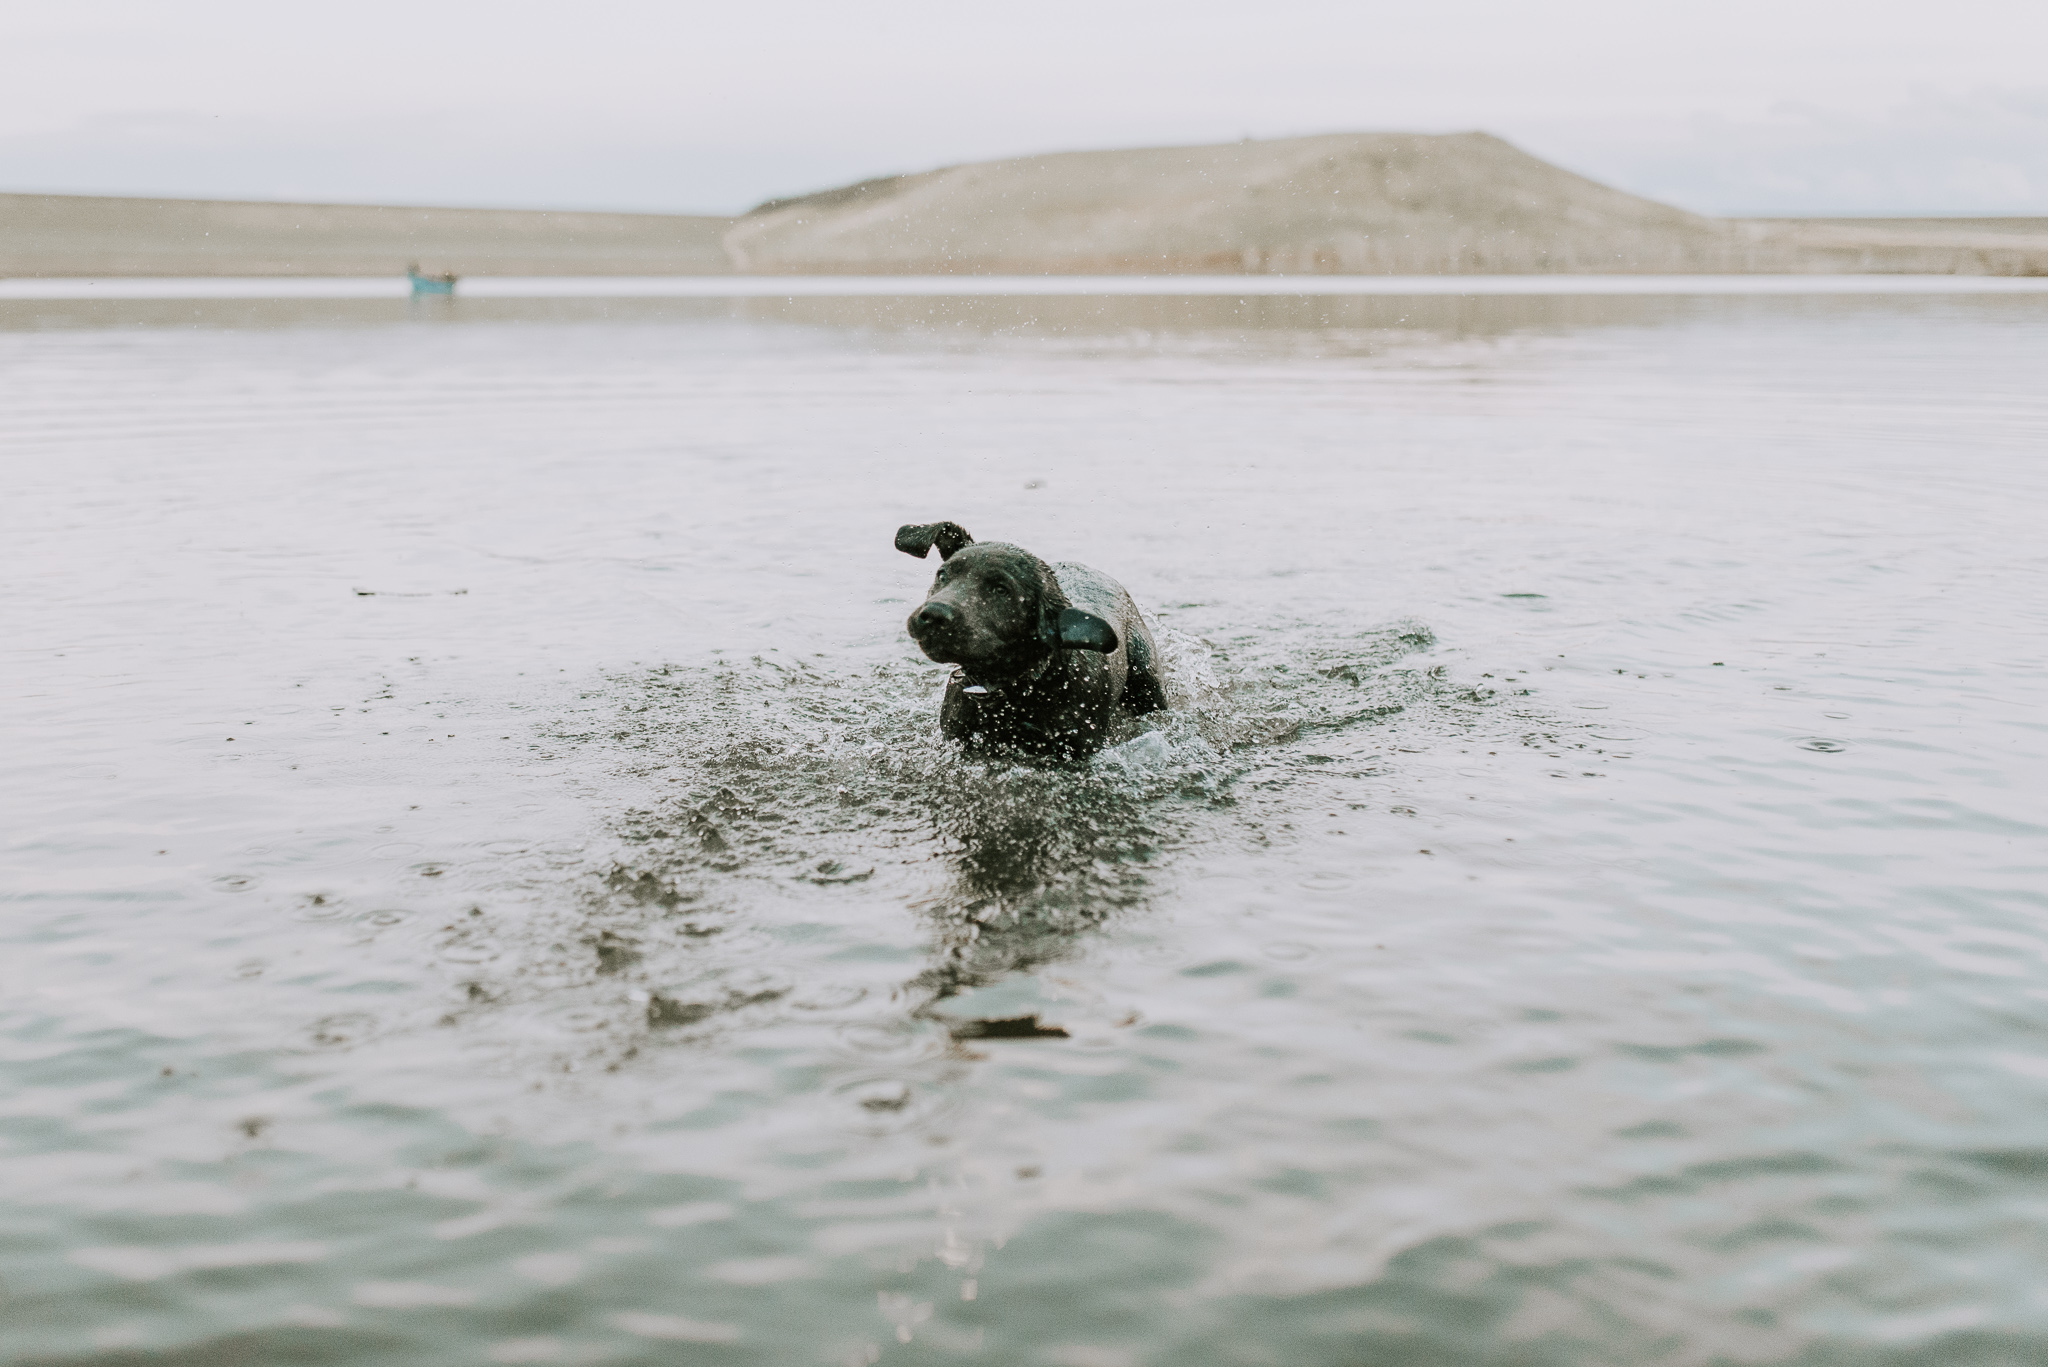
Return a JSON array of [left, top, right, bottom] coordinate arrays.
[[895, 521, 975, 560], [1056, 607, 1119, 653]]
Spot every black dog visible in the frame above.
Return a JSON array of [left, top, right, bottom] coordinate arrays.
[[898, 521, 1168, 757]]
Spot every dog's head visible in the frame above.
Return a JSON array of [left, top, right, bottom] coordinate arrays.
[[896, 522, 1118, 675]]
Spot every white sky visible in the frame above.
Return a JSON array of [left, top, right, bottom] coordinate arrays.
[[5, 0, 2046, 215]]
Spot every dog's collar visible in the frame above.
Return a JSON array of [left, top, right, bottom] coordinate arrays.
[[955, 653, 1054, 697]]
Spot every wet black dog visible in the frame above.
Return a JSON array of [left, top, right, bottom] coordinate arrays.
[[898, 520, 1168, 757]]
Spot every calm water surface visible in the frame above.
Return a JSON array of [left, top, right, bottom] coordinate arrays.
[[4, 293, 2047, 1366]]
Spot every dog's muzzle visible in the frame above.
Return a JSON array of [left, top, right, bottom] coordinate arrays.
[[907, 601, 960, 644]]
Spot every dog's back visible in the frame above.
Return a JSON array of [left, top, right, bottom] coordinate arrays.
[[1053, 562, 1167, 718]]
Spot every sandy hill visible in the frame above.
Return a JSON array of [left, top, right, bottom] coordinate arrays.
[[729, 132, 2048, 276], [0, 194, 735, 277]]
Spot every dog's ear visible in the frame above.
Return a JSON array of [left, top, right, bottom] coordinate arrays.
[[895, 522, 975, 560], [1056, 607, 1119, 653]]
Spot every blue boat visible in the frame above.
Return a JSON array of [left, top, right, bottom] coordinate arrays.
[[407, 265, 457, 296]]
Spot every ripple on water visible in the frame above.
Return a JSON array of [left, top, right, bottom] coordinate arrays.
[[307, 1013, 376, 1048], [791, 985, 868, 1011], [608, 1312, 742, 1343], [1797, 737, 1849, 753], [659, 923, 774, 962], [843, 1076, 916, 1113], [512, 1253, 582, 1286], [833, 1072, 955, 1135], [291, 893, 348, 921], [474, 875, 548, 897], [801, 857, 875, 885], [640, 974, 791, 1031], [836, 1021, 929, 1057], [351, 1281, 476, 1308], [547, 1004, 617, 1035], [438, 938, 503, 965], [646, 1201, 737, 1229]]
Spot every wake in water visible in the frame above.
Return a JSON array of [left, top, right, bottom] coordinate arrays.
[[460, 617, 1492, 1065]]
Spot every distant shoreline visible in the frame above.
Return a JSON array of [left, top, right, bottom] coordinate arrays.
[[0, 192, 737, 279], [8, 274, 2048, 300], [7, 135, 2047, 280]]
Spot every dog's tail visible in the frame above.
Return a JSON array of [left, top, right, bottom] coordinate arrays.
[[1123, 628, 1169, 716]]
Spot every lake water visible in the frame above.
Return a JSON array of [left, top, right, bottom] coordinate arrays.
[[4, 290, 2046, 1366]]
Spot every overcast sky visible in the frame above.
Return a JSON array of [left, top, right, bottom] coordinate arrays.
[[5, 0, 2045, 216]]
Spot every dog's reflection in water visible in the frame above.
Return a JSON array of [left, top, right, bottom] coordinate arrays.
[[901, 756, 1166, 1038]]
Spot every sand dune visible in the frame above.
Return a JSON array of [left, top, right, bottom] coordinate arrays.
[[729, 132, 2048, 277], [0, 193, 735, 277], [7, 134, 2046, 278]]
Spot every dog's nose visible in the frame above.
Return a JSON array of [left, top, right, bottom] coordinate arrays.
[[909, 601, 958, 638]]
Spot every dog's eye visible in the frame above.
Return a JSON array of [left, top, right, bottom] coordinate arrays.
[[988, 581, 1009, 596]]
